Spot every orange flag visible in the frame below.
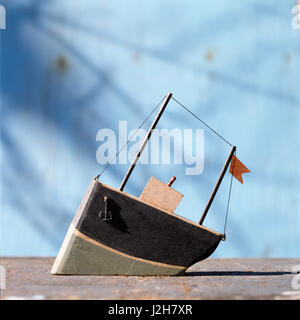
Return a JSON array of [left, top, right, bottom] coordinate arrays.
[[229, 155, 250, 184]]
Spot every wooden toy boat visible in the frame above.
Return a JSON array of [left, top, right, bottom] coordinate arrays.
[[52, 93, 247, 276]]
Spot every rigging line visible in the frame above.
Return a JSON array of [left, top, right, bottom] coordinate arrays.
[[223, 151, 236, 237], [95, 95, 166, 179], [171, 97, 232, 147]]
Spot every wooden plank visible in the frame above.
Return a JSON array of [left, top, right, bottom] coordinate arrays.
[[139, 176, 183, 212], [52, 180, 222, 275], [74, 181, 221, 267], [52, 180, 221, 275]]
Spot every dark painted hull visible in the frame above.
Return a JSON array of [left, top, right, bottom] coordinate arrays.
[[52, 180, 222, 275]]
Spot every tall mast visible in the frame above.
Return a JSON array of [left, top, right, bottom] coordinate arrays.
[[119, 93, 173, 191], [199, 146, 236, 225]]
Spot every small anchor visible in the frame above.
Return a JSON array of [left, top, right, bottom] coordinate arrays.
[[99, 196, 112, 221]]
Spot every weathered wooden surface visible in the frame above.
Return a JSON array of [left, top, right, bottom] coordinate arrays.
[[1, 258, 300, 300]]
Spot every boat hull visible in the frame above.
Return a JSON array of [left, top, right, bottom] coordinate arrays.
[[52, 180, 222, 275]]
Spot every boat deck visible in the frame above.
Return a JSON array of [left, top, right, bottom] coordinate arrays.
[[1, 257, 299, 300]]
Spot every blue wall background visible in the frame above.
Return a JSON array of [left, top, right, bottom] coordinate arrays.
[[1, 0, 299, 257]]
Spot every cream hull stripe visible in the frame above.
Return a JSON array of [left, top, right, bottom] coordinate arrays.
[[73, 225, 186, 270]]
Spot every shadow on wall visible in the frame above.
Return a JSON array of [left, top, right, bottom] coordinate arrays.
[[1, 1, 136, 249], [1, 0, 299, 257], [0, 1, 268, 254]]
